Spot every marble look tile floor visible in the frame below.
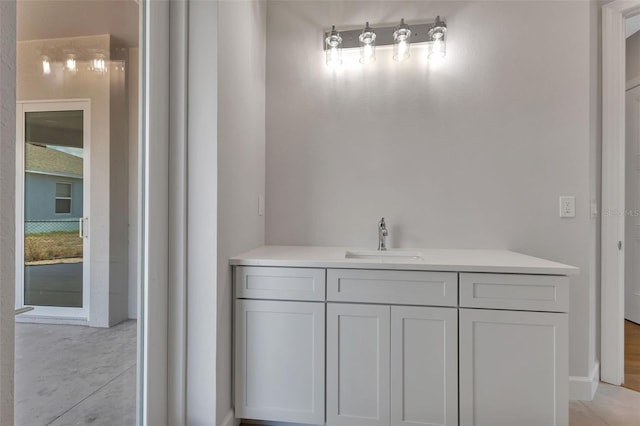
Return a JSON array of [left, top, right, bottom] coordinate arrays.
[[15, 319, 640, 426], [15, 320, 136, 426]]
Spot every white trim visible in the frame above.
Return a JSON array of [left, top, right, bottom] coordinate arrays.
[[140, 0, 170, 424], [167, 0, 188, 424], [601, 0, 640, 386], [15, 99, 91, 321], [26, 170, 83, 179], [15, 315, 88, 326], [569, 362, 600, 401], [221, 409, 240, 426], [628, 76, 640, 91]]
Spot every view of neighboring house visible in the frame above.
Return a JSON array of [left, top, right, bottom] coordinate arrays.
[[24, 143, 83, 235]]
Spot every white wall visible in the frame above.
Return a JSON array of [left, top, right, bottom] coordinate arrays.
[[128, 47, 139, 319], [217, 1, 267, 424], [186, 0, 219, 423], [627, 30, 640, 84], [265, 0, 598, 382], [109, 42, 130, 325]]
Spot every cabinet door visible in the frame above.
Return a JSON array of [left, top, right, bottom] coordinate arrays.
[[391, 306, 458, 426], [459, 308, 568, 426], [235, 299, 325, 425], [327, 303, 390, 426]]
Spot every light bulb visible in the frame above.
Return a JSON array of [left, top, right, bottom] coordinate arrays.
[[65, 55, 77, 73], [91, 55, 107, 74], [359, 22, 376, 64], [429, 37, 446, 61], [393, 19, 411, 62], [325, 25, 342, 67], [42, 56, 51, 75], [427, 16, 447, 61]]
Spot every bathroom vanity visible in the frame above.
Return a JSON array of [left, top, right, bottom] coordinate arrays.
[[230, 246, 578, 426]]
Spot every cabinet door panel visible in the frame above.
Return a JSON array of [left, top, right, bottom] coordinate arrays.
[[327, 303, 390, 426], [459, 308, 568, 426], [391, 306, 458, 426], [235, 300, 325, 425]]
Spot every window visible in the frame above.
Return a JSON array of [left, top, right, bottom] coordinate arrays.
[[55, 182, 72, 214]]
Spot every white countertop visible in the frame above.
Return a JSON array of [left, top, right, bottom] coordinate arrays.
[[230, 246, 579, 275]]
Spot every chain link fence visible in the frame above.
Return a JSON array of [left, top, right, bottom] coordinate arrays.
[[24, 219, 83, 263]]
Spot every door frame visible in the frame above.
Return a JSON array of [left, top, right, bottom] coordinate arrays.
[[15, 99, 91, 321], [0, 0, 175, 424], [601, 0, 640, 385]]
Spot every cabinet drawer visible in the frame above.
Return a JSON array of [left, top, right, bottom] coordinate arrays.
[[459, 273, 569, 312], [327, 269, 457, 307], [235, 267, 326, 301]]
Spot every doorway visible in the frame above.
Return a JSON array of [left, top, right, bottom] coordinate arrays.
[[624, 21, 640, 392], [601, 0, 640, 387], [15, 100, 90, 320]]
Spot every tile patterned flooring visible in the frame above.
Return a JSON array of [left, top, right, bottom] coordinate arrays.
[[15, 320, 136, 426], [14, 319, 640, 426]]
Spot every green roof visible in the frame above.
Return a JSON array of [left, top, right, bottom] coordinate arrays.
[[25, 143, 83, 177]]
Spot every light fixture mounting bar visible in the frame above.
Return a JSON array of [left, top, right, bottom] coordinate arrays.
[[323, 22, 434, 51]]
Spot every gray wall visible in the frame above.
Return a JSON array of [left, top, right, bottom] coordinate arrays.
[[265, 0, 599, 381], [217, 1, 266, 424], [24, 173, 83, 222]]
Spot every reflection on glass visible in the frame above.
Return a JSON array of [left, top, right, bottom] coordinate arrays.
[[24, 110, 84, 307]]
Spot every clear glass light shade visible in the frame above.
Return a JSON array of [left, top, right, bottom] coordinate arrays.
[[91, 55, 107, 74], [41, 56, 51, 75], [393, 19, 411, 62], [427, 16, 447, 61], [65, 55, 77, 73], [325, 26, 343, 67], [359, 23, 376, 64]]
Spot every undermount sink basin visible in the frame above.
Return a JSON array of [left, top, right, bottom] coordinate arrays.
[[345, 250, 423, 260]]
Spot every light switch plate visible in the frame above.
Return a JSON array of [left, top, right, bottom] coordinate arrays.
[[258, 195, 265, 216], [560, 196, 576, 218]]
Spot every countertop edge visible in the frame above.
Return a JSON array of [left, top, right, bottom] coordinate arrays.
[[228, 258, 580, 276]]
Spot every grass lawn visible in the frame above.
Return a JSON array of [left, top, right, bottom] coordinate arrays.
[[25, 231, 83, 264]]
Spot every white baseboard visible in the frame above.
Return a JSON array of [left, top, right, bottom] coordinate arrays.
[[221, 409, 240, 426], [569, 361, 600, 401]]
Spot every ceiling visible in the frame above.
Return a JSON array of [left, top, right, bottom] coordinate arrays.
[[17, 0, 139, 47]]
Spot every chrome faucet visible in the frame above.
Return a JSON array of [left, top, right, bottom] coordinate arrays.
[[378, 217, 388, 251]]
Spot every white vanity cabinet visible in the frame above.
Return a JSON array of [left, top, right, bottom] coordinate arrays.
[[234, 267, 326, 425], [231, 247, 577, 426], [458, 273, 570, 426]]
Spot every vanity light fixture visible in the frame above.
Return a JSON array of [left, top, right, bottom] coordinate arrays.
[[64, 54, 77, 73], [393, 18, 411, 62], [325, 25, 343, 67], [91, 54, 107, 74], [41, 56, 51, 75], [359, 22, 376, 64], [324, 16, 446, 67], [427, 16, 447, 61]]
